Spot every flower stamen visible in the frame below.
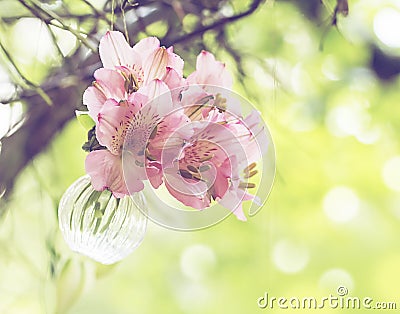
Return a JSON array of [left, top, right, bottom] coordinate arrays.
[[244, 170, 258, 179], [239, 182, 256, 189], [187, 165, 199, 173], [199, 154, 214, 162], [199, 164, 211, 172], [214, 93, 227, 112], [243, 162, 257, 173]]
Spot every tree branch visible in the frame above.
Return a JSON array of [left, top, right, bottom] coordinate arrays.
[[164, 0, 264, 45]]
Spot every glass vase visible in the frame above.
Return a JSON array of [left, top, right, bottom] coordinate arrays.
[[58, 175, 147, 264]]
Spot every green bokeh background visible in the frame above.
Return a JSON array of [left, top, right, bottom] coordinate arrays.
[[1, 0, 400, 313]]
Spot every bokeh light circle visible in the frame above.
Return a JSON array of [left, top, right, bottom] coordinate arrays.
[[382, 156, 400, 191], [272, 240, 309, 274], [374, 7, 400, 48], [323, 186, 360, 223]]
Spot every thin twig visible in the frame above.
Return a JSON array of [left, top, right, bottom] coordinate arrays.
[[18, 0, 97, 52], [80, 0, 111, 23], [0, 40, 52, 106], [166, 0, 264, 45], [120, 0, 130, 44]]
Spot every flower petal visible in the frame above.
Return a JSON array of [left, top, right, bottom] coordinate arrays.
[[138, 79, 173, 116], [219, 189, 247, 221], [166, 46, 184, 76], [85, 150, 128, 198], [132, 37, 160, 62], [83, 86, 106, 121], [165, 176, 211, 209], [146, 161, 164, 189], [212, 158, 231, 198], [143, 47, 169, 82], [96, 99, 130, 154], [187, 50, 232, 88], [162, 67, 187, 103], [121, 151, 146, 193], [94, 68, 126, 100], [143, 46, 184, 83], [127, 92, 148, 116], [99, 31, 139, 68]]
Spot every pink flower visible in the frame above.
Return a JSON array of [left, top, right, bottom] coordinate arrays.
[[86, 79, 188, 197], [146, 105, 264, 220], [99, 31, 184, 88], [83, 31, 185, 123], [91, 92, 157, 194], [147, 114, 237, 207], [84, 92, 148, 196]]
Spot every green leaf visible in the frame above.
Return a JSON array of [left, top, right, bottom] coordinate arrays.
[[82, 126, 106, 152], [76, 110, 95, 131]]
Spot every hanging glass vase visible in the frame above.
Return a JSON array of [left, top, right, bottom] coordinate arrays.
[[58, 175, 147, 265]]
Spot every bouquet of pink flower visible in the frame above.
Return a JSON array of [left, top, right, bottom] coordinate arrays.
[[81, 31, 268, 222]]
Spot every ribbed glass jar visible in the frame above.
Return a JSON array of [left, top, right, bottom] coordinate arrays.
[[58, 175, 147, 264]]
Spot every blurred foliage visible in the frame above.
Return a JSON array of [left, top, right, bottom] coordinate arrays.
[[1, 0, 400, 313]]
